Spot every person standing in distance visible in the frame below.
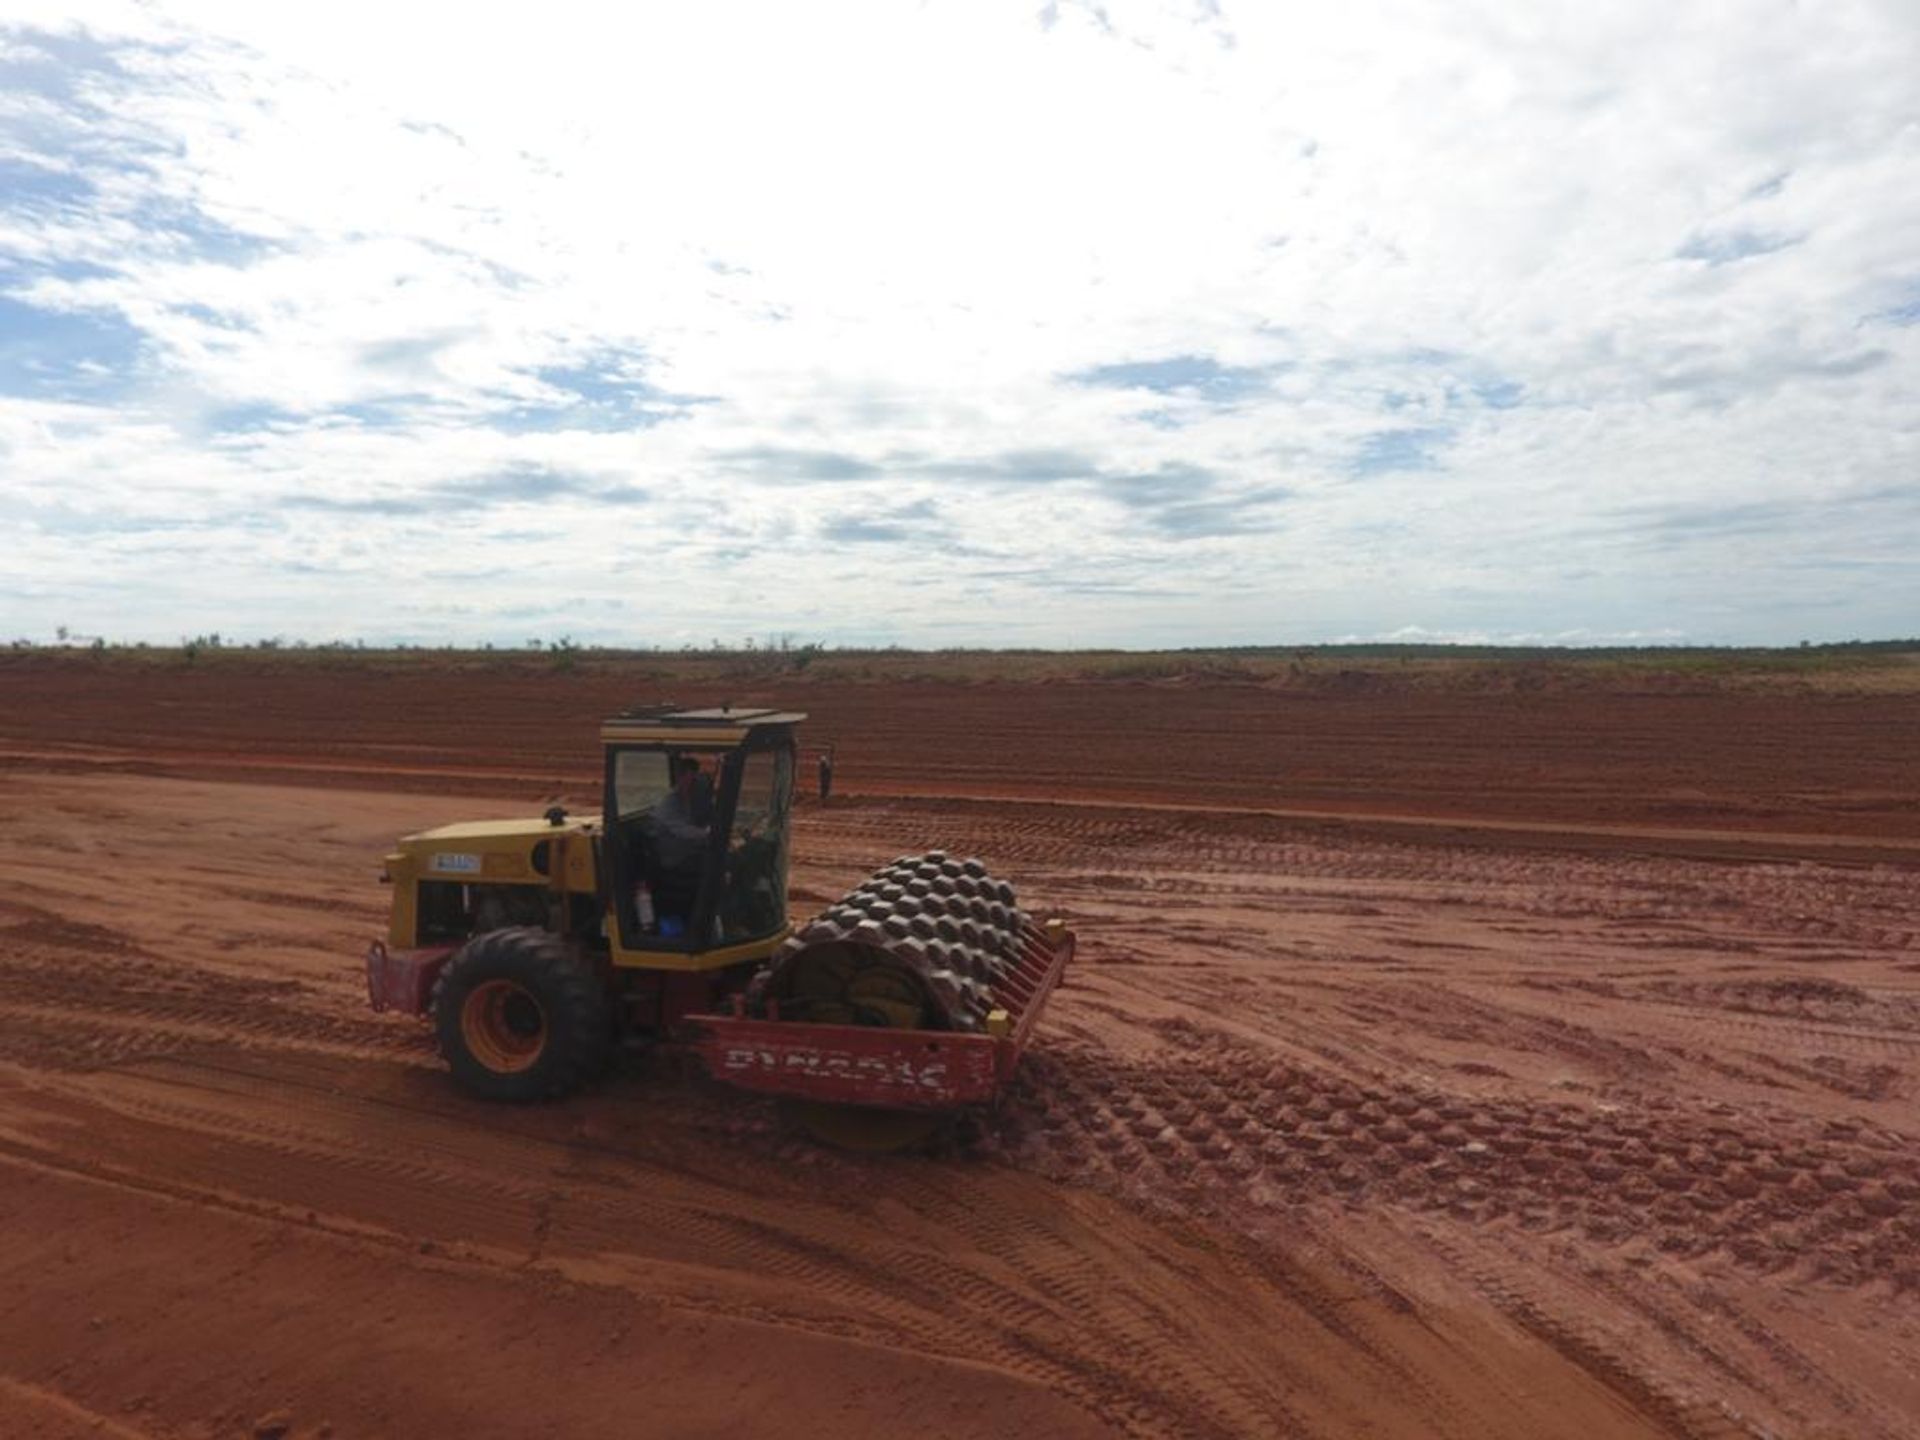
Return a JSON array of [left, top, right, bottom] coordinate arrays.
[[817, 744, 835, 804]]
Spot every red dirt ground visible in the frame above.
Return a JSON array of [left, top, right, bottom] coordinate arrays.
[[0, 659, 1916, 1437]]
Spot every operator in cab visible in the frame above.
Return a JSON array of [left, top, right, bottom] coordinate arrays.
[[649, 756, 712, 875]]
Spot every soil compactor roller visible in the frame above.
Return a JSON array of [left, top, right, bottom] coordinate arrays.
[[365, 706, 1073, 1148]]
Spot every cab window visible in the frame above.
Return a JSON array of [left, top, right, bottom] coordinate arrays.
[[717, 745, 792, 941], [613, 750, 669, 817]]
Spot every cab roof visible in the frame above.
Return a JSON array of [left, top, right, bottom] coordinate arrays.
[[599, 704, 808, 747]]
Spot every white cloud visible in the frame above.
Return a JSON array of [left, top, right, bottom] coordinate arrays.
[[0, 0, 1916, 646]]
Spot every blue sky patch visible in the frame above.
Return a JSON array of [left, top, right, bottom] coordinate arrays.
[[1874, 281, 1920, 327], [1470, 377, 1525, 409], [202, 402, 302, 434], [130, 197, 278, 266], [1069, 353, 1277, 403], [499, 357, 713, 433], [1350, 427, 1450, 477], [1675, 228, 1801, 266], [0, 295, 142, 399], [2, 30, 276, 272], [0, 157, 95, 213], [536, 360, 650, 405]]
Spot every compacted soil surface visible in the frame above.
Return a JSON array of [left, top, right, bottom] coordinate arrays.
[[0, 659, 1915, 1437]]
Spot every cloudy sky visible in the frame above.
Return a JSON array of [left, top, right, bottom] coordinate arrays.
[[1, 1, 1916, 648]]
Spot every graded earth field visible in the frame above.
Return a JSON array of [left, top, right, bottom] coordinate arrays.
[[0, 660, 1915, 1438]]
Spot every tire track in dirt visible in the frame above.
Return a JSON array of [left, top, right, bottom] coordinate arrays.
[[865, 1179, 1301, 1440], [3, 1054, 1317, 1439], [1499, 978, 1920, 1105], [0, 937, 415, 1069], [1408, 1228, 1759, 1440], [1408, 1213, 1920, 1440], [985, 1033, 1920, 1292], [1579, 1262, 1906, 1439], [11, 1034, 1713, 1440], [0, 1075, 950, 1368]]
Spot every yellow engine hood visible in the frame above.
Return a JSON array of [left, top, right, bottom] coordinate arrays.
[[403, 815, 601, 846]]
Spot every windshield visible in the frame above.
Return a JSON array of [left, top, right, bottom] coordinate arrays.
[[612, 750, 670, 818], [717, 744, 792, 942], [614, 747, 728, 819]]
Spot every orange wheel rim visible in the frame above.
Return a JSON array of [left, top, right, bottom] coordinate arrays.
[[461, 979, 547, 1073]]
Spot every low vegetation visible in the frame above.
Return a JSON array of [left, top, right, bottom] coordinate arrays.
[[4, 634, 1917, 694]]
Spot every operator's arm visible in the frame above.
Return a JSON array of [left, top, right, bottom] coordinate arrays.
[[652, 794, 706, 840], [648, 794, 708, 844], [646, 793, 711, 873]]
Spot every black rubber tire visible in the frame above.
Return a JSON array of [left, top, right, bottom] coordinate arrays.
[[432, 927, 612, 1102]]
